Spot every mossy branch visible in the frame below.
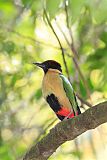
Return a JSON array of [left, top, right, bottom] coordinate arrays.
[[23, 101, 107, 160]]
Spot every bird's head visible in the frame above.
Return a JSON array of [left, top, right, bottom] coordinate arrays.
[[33, 60, 62, 73]]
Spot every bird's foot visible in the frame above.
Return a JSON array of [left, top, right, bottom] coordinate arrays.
[[64, 111, 74, 120]]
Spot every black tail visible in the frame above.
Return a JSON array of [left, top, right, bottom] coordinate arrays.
[[77, 105, 81, 115], [74, 93, 81, 115]]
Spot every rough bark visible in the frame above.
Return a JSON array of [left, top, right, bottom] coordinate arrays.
[[23, 101, 107, 160]]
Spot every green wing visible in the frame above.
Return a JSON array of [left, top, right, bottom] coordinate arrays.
[[60, 74, 79, 115]]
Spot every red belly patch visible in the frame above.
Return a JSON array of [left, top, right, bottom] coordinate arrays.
[[56, 107, 75, 118]]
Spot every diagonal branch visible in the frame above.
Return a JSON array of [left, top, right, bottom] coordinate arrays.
[[23, 101, 107, 160], [44, 9, 70, 81]]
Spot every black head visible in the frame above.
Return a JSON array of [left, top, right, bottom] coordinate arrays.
[[33, 60, 62, 73]]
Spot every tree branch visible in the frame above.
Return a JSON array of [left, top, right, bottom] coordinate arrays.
[[23, 101, 107, 160]]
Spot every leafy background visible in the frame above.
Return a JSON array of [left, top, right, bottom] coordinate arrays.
[[0, 0, 107, 159]]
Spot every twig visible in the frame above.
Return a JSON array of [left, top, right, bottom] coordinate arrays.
[[76, 93, 92, 108], [44, 9, 70, 81], [55, 18, 91, 100], [55, 19, 71, 47], [64, 0, 79, 59], [64, 1, 91, 101], [49, 19, 91, 108], [73, 57, 91, 100]]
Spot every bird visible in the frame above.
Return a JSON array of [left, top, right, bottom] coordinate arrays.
[[33, 60, 81, 121]]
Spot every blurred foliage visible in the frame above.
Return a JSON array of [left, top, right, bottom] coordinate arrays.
[[0, 0, 107, 160]]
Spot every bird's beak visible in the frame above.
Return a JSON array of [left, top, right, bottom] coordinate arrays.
[[33, 62, 44, 69]]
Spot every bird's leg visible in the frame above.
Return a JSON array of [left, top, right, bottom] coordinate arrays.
[[63, 116, 68, 120]]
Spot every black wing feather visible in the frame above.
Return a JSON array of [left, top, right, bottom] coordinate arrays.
[[46, 93, 65, 120]]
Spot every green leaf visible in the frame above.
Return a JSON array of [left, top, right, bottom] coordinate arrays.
[[100, 31, 107, 44], [69, 0, 85, 23], [3, 41, 15, 54], [22, 0, 32, 7], [34, 88, 42, 100], [31, 0, 42, 14], [0, 1, 16, 20], [88, 0, 107, 24], [46, 0, 61, 19], [11, 74, 19, 87], [0, 144, 14, 160], [72, 150, 83, 159], [90, 69, 104, 89], [79, 81, 87, 98], [87, 48, 107, 70]]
